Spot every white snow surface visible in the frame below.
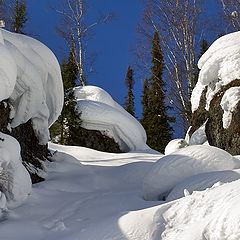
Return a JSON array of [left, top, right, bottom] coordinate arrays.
[[75, 86, 153, 152], [192, 31, 240, 112], [220, 86, 240, 128], [0, 132, 31, 209], [0, 29, 64, 144], [189, 121, 207, 145], [166, 169, 240, 201], [143, 145, 236, 200], [1, 141, 240, 239], [164, 139, 188, 155]]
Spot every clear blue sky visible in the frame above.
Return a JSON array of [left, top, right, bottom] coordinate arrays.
[[26, 0, 144, 117]]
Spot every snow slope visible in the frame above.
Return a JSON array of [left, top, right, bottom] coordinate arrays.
[[75, 86, 153, 152], [0, 143, 161, 240], [0, 29, 64, 144], [1, 142, 240, 239]]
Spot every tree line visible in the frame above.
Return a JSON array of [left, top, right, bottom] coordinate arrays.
[[1, 0, 240, 153]]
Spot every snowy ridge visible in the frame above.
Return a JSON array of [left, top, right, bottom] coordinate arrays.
[[0, 29, 64, 144], [75, 86, 152, 152]]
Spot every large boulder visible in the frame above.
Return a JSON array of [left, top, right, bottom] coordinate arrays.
[[189, 32, 240, 155], [0, 29, 64, 183]]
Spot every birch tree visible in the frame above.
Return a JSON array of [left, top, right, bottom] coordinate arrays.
[[139, 0, 204, 129], [56, 0, 112, 86], [219, 0, 240, 30]]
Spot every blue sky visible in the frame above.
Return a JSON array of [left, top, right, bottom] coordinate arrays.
[[26, 0, 144, 117]]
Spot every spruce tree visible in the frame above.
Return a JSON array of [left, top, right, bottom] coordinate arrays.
[[50, 47, 82, 145], [141, 31, 173, 153], [11, 0, 27, 33], [193, 39, 209, 88], [141, 79, 150, 127], [124, 66, 135, 117]]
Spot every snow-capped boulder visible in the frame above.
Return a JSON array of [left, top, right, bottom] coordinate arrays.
[[0, 29, 63, 144], [164, 139, 188, 155], [143, 145, 235, 201], [190, 31, 240, 155], [75, 86, 151, 152], [166, 170, 240, 202], [0, 132, 31, 209], [0, 29, 64, 182]]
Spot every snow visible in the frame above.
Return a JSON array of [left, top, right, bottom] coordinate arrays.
[[143, 145, 236, 201], [0, 132, 31, 209], [0, 29, 64, 144], [192, 31, 240, 112], [188, 121, 207, 145], [0, 143, 161, 240], [220, 87, 240, 128], [166, 169, 240, 201], [164, 139, 188, 155], [75, 86, 153, 152]]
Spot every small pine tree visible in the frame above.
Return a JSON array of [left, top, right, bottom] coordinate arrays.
[[141, 32, 173, 153], [124, 66, 135, 116], [11, 0, 27, 33]]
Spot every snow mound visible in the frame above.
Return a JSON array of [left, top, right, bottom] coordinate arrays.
[[158, 180, 240, 240], [0, 132, 31, 209], [166, 170, 240, 201], [220, 87, 240, 128], [143, 145, 235, 200], [75, 86, 151, 152], [192, 31, 240, 112], [164, 139, 188, 155], [0, 29, 64, 144]]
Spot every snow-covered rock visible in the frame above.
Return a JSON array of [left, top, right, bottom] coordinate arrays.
[[190, 31, 240, 155], [0, 132, 31, 209], [220, 87, 240, 129], [143, 145, 235, 200], [166, 170, 240, 202], [197, 31, 240, 110], [75, 86, 152, 152], [0, 29, 63, 144], [164, 139, 188, 155]]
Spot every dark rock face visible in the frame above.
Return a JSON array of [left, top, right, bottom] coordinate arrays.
[[0, 100, 47, 183], [68, 127, 122, 153], [190, 79, 240, 155]]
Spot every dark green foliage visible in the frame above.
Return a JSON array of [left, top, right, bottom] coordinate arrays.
[[124, 66, 135, 117], [50, 47, 82, 145], [11, 0, 27, 33], [192, 39, 209, 89], [141, 32, 173, 153]]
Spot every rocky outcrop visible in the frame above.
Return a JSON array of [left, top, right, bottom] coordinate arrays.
[[190, 79, 240, 155], [0, 100, 47, 183]]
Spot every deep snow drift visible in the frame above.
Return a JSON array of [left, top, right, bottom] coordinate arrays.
[[0, 29, 63, 144], [75, 86, 152, 152]]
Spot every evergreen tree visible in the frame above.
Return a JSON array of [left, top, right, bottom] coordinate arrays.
[[50, 47, 82, 145], [141, 31, 173, 153], [124, 66, 135, 116], [11, 0, 27, 33], [141, 79, 150, 127], [193, 39, 209, 88]]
